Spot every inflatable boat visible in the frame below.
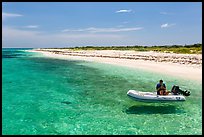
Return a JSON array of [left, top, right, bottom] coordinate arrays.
[[127, 90, 186, 102]]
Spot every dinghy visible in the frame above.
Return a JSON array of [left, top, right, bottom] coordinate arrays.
[[127, 90, 186, 102]]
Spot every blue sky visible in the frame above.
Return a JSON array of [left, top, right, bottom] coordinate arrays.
[[2, 2, 202, 48]]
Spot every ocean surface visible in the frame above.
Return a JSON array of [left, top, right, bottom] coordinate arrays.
[[2, 48, 202, 135]]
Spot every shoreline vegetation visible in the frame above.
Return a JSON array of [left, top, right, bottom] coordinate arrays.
[[45, 43, 202, 54]]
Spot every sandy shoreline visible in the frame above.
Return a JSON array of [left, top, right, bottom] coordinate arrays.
[[29, 49, 202, 82]]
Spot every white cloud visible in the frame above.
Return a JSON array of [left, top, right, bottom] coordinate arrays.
[[160, 12, 168, 15], [115, 9, 132, 13], [161, 23, 175, 28], [2, 12, 23, 20], [161, 23, 168, 28], [2, 26, 127, 48], [24, 25, 39, 29], [160, 12, 173, 15], [62, 27, 143, 33]]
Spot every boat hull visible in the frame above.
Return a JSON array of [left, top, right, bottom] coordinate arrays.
[[127, 90, 186, 103]]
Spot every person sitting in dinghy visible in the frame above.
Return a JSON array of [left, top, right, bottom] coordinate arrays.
[[156, 80, 169, 95]]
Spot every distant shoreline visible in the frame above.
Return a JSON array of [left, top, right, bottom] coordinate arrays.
[[29, 48, 202, 82], [42, 43, 202, 54]]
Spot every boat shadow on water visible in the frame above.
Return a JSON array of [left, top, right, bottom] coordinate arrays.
[[124, 104, 186, 115]]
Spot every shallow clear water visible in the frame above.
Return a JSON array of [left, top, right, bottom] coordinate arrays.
[[2, 48, 202, 135]]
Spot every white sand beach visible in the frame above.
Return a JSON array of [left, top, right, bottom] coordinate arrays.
[[30, 49, 202, 82]]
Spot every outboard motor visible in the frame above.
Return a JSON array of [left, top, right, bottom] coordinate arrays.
[[171, 85, 190, 96]]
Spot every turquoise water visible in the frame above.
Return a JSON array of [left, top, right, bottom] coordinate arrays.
[[2, 48, 202, 135]]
